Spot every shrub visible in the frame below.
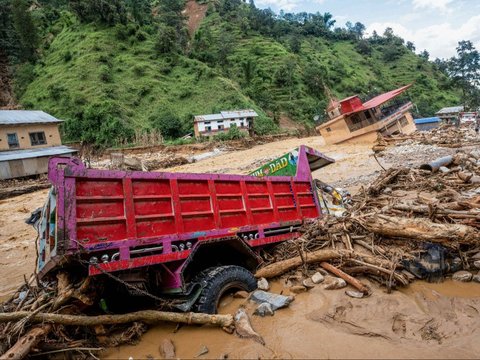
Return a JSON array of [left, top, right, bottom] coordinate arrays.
[[214, 125, 246, 141], [99, 65, 112, 82], [63, 50, 72, 62], [149, 110, 183, 139]]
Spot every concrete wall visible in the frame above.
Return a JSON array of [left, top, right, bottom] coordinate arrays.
[[0, 123, 62, 151], [0, 156, 51, 180]]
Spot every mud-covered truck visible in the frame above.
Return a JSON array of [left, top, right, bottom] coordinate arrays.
[[34, 146, 334, 313]]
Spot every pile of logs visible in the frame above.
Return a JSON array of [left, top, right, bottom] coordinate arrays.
[[258, 148, 480, 290]]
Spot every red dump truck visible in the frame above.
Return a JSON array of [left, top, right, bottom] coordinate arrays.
[[35, 146, 334, 313]]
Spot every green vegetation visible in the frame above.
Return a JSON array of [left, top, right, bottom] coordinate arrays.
[[2, 0, 471, 146]]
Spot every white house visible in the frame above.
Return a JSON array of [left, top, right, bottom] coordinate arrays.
[[193, 110, 258, 137]]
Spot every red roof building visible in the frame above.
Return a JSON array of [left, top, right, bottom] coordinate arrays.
[[317, 84, 416, 145]]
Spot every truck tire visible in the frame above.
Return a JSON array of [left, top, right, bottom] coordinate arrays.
[[193, 265, 257, 314]]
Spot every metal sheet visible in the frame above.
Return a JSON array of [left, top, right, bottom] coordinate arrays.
[[0, 110, 63, 125]]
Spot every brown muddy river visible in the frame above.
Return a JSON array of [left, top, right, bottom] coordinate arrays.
[[104, 279, 480, 359]]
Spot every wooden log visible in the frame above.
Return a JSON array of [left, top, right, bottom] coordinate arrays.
[[362, 214, 477, 245], [348, 259, 409, 286], [320, 262, 369, 294], [0, 325, 51, 360], [255, 249, 351, 279], [392, 204, 480, 218], [0, 310, 234, 328], [368, 168, 406, 195]]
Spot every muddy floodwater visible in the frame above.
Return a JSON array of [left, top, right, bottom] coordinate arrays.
[[104, 280, 480, 359]]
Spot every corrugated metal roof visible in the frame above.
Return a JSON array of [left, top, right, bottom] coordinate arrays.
[[414, 117, 440, 124], [220, 110, 258, 118], [194, 114, 224, 122], [436, 106, 463, 115], [194, 110, 258, 123], [0, 110, 63, 125], [0, 146, 77, 162]]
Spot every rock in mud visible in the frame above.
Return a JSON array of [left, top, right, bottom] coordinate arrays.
[[452, 271, 473, 282], [257, 277, 270, 291], [323, 277, 347, 290], [311, 272, 325, 284], [234, 308, 265, 345], [439, 166, 450, 173], [254, 302, 274, 317], [472, 252, 480, 260], [473, 260, 480, 270], [233, 290, 249, 299], [290, 285, 307, 294], [159, 338, 175, 359], [250, 290, 294, 310], [196, 345, 209, 358], [345, 290, 364, 299], [473, 272, 480, 283], [302, 279, 315, 289]]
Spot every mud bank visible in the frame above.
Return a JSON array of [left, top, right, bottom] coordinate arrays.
[[104, 280, 480, 359]]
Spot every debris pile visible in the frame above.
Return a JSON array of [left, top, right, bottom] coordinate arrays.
[[259, 147, 480, 291], [0, 273, 234, 359]]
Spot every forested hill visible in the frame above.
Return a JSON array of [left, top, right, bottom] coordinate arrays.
[[1, 0, 463, 146]]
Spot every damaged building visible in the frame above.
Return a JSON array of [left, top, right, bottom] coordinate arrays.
[[317, 84, 416, 145]]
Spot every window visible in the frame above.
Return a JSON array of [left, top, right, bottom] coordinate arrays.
[[240, 122, 244, 127], [218, 125, 224, 130], [7, 133, 19, 149], [206, 126, 212, 132], [204, 121, 210, 125], [400, 117, 408, 127], [30, 132, 47, 146]]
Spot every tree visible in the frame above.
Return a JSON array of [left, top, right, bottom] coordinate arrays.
[[149, 110, 183, 139], [241, 58, 256, 85], [70, 0, 127, 25], [303, 63, 327, 99], [352, 22, 366, 39], [406, 41, 415, 52], [419, 50, 430, 61], [448, 40, 480, 109], [322, 12, 336, 30], [12, 0, 39, 61], [155, 25, 177, 54], [289, 35, 301, 53]]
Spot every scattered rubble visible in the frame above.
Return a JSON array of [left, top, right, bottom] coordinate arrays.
[[311, 272, 325, 284], [250, 290, 294, 310], [257, 278, 269, 291], [452, 271, 473, 282], [254, 303, 274, 317], [323, 277, 347, 290]]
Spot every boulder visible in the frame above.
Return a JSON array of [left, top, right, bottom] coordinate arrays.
[[311, 272, 325, 284], [323, 277, 347, 290], [257, 277, 270, 291], [250, 290, 294, 310], [473, 260, 480, 270], [452, 271, 473, 282], [254, 302, 274, 317]]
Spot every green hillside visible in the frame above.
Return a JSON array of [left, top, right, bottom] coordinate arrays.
[[2, 0, 462, 146]]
